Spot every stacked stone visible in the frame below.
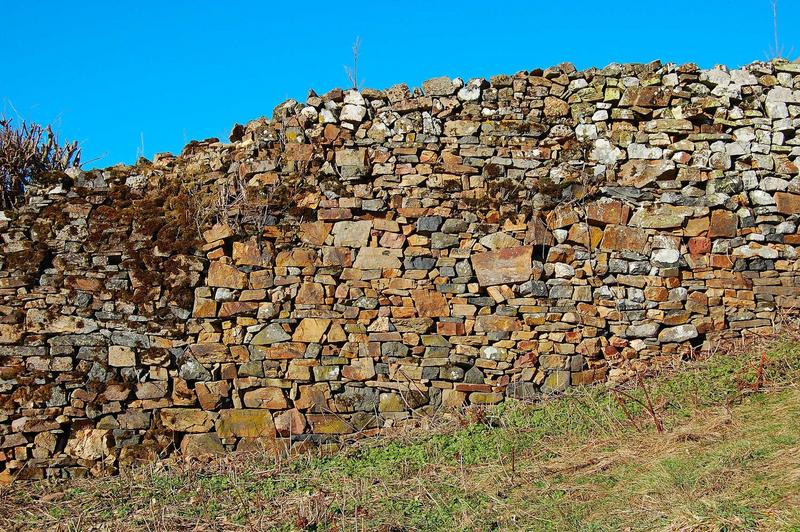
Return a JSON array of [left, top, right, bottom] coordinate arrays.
[[1, 59, 799, 480]]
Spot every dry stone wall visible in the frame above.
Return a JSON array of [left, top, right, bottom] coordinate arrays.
[[2, 59, 800, 480]]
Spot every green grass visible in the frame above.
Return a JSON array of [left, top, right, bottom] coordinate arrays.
[[2, 336, 800, 531]]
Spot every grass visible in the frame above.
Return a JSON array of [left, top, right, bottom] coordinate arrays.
[[2, 332, 800, 531]]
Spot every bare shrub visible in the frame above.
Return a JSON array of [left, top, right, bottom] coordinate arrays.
[[344, 37, 362, 89], [767, 0, 795, 60], [0, 117, 81, 209]]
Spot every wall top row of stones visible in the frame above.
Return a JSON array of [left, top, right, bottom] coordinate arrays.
[[1, 59, 799, 480]]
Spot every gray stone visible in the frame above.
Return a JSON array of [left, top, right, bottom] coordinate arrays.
[[658, 324, 699, 343], [251, 324, 292, 345], [416, 216, 443, 233], [422, 76, 456, 96], [441, 218, 469, 233], [627, 323, 660, 338], [381, 342, 409, 357], [178, 354, 212, 381], [431, 233, 460, 249], [505, 382, 538, 400], [334, 386, 378, 412], [651, 249, 681, 268]]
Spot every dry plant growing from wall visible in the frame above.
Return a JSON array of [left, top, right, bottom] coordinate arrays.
[[0, 117, 81, 209], [767, 0, 795, 60], [344, 37, 362, 89]]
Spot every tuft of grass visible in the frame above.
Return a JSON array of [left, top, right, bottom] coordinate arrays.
[[1, 334, 799, 531]]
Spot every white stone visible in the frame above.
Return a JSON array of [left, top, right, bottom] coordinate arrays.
[[569, 78, 589, 90], [669, 287, 688, 301], [591, 139, 622, 165], [651, 249, 681, 267], [340, 104, 366, 123], [749, 190, 775, 205], [343, 90, 365, 106], [319, 108, 337, 124], [767, 101, 789, 119], [298, 105, 316, 120], [553, 263, 575, 278], [457, 79, 482, 101], [767, 87, 800, 103], [662, 73, 679, 86], [627, 323, 659, 338], [627, 143, 662, 159], [725, 142, 748, 157], [125, 174, 147, 188], [701, 68, 730, 86], [658, 324, 698, 343], [761, 177, 789, 192], [742, 171, 759, 190], [730, 69, 758, 86], [576, 124, 597, 141], [553, 229, 568, 243], [732, 243, 779, 259]]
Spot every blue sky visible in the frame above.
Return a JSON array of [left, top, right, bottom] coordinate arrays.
[[1, 0, 798, 167]]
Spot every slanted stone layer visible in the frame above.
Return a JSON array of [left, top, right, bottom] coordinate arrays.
[[1, 59, 800, 480]]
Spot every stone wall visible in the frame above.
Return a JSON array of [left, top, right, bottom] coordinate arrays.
[[2, 59, 800, 480]]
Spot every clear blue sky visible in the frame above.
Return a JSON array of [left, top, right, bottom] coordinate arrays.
[[1, 0, 797, 168]]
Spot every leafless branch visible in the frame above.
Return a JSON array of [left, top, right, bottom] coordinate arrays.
[[0, 117, 81, 209], [344, 37, 362, 89]]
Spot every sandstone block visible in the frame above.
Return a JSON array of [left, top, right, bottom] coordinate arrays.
[[65, 429, 112, 460], [599, 225, 648, 253], [353, 247, 402, 269], [216, 409, 276, 439], [207, 262, 248, 289], [471, 246, 532, 287], [243, 387, 288, 409], [586, 199, 631, 225], [333, 220, 372, 247], [709, 210, 737, 238], [160, 408, 216, 433], [411, 289, 450, 318], [775, 192, 800, 214], [292, 318, 331, 343], [180, 433, 225, 457], [109, 346, 135, 367]]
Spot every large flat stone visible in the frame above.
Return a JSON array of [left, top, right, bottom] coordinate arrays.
[[353, 247, 402, 269], [25, 309, 98, 334], [0, 324, 23, 344], [215, 409, 276, 438], [251, 324, 292, 345], [775, 192, 800, 215], [411, 289, 450, 318], [292, 318, 331, 343], [207, 262, 248, 289], [599, 225, 649, 253], [160, 408, 216, 433], [471, 246, 532, 287], [333, 220, 372, 247]]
